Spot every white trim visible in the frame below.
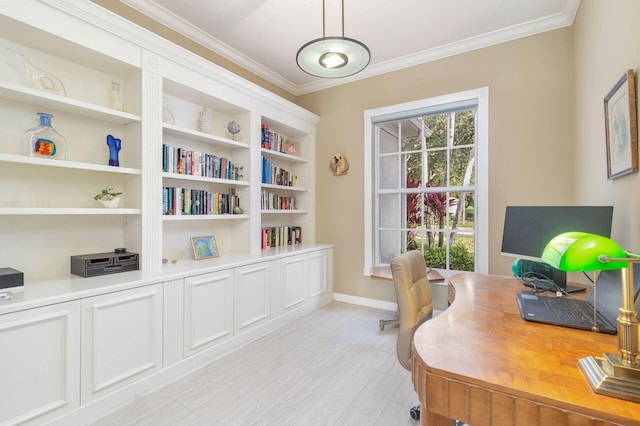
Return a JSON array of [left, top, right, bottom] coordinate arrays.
[[334, 292, 397, 312], [364, 87, 489, 275]]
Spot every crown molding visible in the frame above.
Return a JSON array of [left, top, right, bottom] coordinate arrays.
[[121, 0, 580, 97]]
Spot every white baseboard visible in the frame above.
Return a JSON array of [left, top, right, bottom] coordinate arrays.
[[333, 292, 397, 312], [334, 293, 444, 319]]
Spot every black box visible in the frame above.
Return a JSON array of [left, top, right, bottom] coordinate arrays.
[[71, 252, 139, 278], [0, 267, 24, 289]]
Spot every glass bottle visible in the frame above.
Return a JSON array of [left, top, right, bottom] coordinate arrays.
[[23, 112, 66, 160], [110, 78, 124, 111], [162, 96, 175, 125]]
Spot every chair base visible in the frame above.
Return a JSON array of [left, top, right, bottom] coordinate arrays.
[[379, 314, 399, 330], [409, 405, 420, 420]]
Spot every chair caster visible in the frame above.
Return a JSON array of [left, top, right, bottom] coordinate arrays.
[[379, 319, 385, 331], [409, 405, 420, 420]]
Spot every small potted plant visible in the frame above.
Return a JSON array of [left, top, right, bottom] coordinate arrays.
[[94, 187, 122, 208]]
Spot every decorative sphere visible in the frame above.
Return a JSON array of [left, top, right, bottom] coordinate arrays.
[[227, 120, 241, 135]]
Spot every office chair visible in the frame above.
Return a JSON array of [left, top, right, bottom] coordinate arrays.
[[390, 250, 433, 421]]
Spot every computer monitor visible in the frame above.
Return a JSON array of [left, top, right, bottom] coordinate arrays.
[[501, 206, 614, 292]]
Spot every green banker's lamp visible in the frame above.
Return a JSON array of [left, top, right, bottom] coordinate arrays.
[[541, 232, 640, 402]]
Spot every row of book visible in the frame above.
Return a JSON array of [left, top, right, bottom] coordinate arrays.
[[261, 123, 286, 152], [261, 190, 296, 210], [163, 187, 240, 216], [162, 144, 242, 181], [261, 124, 301, 157], [261, 226, 302, 249], [262, 156, 297, 186]]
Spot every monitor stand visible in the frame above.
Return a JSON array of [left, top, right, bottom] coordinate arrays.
[[554, 269, 586, 293]]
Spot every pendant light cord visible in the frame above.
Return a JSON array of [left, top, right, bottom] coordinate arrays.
[[322, 0, 325, 38], [341, 0, 345, 37], [322, 0, 346, 37]]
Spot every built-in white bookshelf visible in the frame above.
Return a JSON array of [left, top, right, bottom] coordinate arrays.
[[0, 4, 330, 426], [0, 1, 318, 280], [260, 116, 315, 248]]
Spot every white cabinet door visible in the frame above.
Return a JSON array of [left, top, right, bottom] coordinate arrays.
[[309, 249, 329, 298], [280, 254, 308, 313], [81, 284, 163, 403], [235, 262, 270, 334], [184, 270, 234, 357], [0, 301, 80, 425]]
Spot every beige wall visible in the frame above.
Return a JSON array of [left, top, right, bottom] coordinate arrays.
[[297, 29, 575, 301], [573, 0, 640, 253]]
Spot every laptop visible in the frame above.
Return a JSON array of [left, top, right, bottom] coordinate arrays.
[[516, 264, 640, 334]]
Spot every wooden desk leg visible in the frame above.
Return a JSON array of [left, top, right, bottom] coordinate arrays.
[[423, 410, 455, 426]]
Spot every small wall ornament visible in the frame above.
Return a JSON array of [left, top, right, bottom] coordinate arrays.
[[329, 153, 349, 176]]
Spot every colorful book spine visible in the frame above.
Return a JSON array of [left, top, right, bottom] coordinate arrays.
[[260, 226, 302, 248]]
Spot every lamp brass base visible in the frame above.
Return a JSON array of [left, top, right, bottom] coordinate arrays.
[[578, 353, 640, 402]]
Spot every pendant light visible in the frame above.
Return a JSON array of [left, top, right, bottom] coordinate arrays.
[[296, 0, 371, 78]]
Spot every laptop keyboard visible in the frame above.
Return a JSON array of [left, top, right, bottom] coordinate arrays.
[[545, 297, 612, 329]]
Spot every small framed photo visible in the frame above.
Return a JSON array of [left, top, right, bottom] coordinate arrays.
[[190, 235, 220, 260], [604, 69, 638, 179]]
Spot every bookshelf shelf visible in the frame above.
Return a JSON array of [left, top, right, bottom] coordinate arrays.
[[163, 123, 249, 150], [162, 214, 249, 221], [0, 81, 141, 125], [261, 183, 307, 192], [0, 153, 141, 174], [0, 207, 141, 215], [260, 148, 307, 163], [162, 172, 249, 186], [260, 210, 307, 214]]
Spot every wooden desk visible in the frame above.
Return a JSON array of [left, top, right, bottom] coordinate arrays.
[[412, 273, 640, 426]]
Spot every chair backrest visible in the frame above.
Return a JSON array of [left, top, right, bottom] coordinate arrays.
[[390, 250, 433, 371]]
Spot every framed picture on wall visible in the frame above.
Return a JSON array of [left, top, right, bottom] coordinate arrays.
[[604, 69, 638, 179], [190, 235, 220, 260]]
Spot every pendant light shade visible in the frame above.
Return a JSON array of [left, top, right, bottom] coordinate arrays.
[[296, 1, 371, 78]]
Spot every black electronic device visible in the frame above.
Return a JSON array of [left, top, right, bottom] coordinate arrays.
[[71, 251, 139, 278], [501, 206, 613, 293], [516, 263, 640, 334], [0, 267, 23, 289], [511, 258, 568, 291]]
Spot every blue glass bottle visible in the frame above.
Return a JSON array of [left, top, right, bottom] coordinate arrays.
[[23, 112, 66, 160]]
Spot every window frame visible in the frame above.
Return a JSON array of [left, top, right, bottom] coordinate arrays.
[[364, 88, 489, 277]]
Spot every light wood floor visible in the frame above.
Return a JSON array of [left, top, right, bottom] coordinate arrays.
[[95, 302, 421, 426]]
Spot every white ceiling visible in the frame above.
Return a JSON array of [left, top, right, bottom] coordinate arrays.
[[121, 0, 581, 96]]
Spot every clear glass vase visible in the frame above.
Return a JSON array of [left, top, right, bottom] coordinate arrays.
[[23, 112, 66, 160], [162, 96, 175, 124], [110, 78, 124, 111]]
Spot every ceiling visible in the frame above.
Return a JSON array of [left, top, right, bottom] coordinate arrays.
[[121, 0, 581, 96]]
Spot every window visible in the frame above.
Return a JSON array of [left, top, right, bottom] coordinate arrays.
[[364, 88, 488, 275]]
